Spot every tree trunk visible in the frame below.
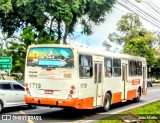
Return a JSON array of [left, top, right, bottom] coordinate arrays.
[[57, 20, 61, 44], [63, 23, 69, 44], [49, 18, 54, 36]]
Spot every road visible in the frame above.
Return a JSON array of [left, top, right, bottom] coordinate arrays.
[[0, 85, 160, 123]]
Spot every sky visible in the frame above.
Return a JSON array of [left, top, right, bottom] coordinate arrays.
[[73, 0, 160, 52]]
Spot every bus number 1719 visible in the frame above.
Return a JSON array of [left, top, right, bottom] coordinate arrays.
[[29, 83, 41, 88]]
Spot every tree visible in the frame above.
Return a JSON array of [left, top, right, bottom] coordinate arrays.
[[124, 37, 157, 67], [108, 13, 143, 46], [5, 26, 36, 79], [103, 13, 158, 67], [104, 13, 157, 50], [151, 58, 160, 79], [0, 0, 116, 44]]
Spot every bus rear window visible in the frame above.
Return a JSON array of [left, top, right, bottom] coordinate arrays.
[[27, 47, 74, 68]]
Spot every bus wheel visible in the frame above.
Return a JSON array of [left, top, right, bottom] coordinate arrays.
[[133, 90, 141, 102], [28, 104, 36, 109], [0, 101, 3, 113], [103, 93, 111, 112]]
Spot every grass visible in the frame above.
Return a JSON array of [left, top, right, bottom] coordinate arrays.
[[96, 101, 160, 123], [153, 82, 160, 84]]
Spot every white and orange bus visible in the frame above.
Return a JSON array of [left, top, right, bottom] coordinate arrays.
[[24, 44, 147, 111]]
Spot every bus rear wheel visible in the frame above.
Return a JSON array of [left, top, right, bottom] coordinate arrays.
[[28, 104, 37, 109], [0, 101, 3, 113], [103, 93, 111, 112], [133, 90, 141, 102]]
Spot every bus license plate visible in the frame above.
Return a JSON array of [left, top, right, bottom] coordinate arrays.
[[44, 90, 53, 94]]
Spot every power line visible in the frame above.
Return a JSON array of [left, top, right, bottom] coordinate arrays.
[[146, 0, 160, 14], [113, 5, 128, 14], [116, 0, 160, 29], [123, 0, 160, 26], [140, 2, 160, 18]]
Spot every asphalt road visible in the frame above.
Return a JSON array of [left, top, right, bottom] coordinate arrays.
[[0, 85, 160, 123]]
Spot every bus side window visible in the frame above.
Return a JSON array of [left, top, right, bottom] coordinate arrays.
[[104, 57, 112, 77], [137, 61, 142, 76], [79, 54, 93, 78], [113, 58, 121, 77], [129, 60, 140, 76]]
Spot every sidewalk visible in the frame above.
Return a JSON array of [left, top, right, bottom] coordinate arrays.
[[154, 79, 160, 83]]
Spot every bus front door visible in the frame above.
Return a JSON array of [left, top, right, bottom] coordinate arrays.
[[94, 62, 103, 106], [122, 64, 128, 100]]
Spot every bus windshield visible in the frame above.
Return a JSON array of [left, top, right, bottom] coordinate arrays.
[[27, 47, 74, 68]]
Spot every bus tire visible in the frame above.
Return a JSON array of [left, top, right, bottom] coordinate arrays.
[[28, 104, 36, 109], [0, 100, 3, 113], [103, 93, 111, 112], [133, 90, 141, 102]]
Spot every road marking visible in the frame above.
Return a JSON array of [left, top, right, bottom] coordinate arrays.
[[28, 120, 34, 123], [19, 110, 35, 123], [19, 110, 26, 115]]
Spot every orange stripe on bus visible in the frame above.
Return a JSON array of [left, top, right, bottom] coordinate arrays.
[[112, 92, 122, 104], [127, 89, 137, 100], [75, 97, 94, 109], [25, 95, 94, 109]]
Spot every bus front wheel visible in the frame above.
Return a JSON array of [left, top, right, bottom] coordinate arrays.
[[103, 93, 111, 112]]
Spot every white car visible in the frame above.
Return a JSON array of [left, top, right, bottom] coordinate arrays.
[[0, 80, 36, 113]]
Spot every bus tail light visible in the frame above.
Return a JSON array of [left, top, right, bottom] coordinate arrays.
[[70, 90, 74, 94], [70, 85, 75, 94], [26, 87, 29, 91], [68, 85, 75, 99], [71, 86, 75, 90], [25, 83, 31, 96]]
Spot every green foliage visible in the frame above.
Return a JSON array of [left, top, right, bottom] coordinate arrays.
[[117, 13, 142, 32], [0, 0, 116, 43], [151, 58, 160, 79], [107, 13, 157, 47], [108, 13, 143, 45], [104, 13, 158, 68], [97, 101, 160, 123], [124, 37, 157, 67], [6, 41, 26, 78], [20, 26, 36, 47], [0, 0, 12, 14]]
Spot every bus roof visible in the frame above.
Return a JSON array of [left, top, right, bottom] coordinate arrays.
[[28, 44, 146, 61]]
